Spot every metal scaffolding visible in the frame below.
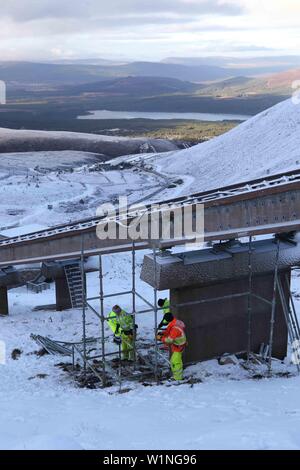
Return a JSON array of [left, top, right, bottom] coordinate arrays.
[[75, 242, 170, 390], [73, 235, 300, 390]]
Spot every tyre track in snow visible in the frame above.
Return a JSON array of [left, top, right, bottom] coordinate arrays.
[[125, 161, 176, 206]]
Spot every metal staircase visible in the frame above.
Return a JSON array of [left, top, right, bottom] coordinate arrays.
[[277, 275, 300, 372], [64, 262, 84, 308]]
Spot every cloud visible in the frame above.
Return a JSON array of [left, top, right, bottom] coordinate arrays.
[[0, 1, 244, 23], [0, 1, 298, 61], [0, 1, 246, 45]]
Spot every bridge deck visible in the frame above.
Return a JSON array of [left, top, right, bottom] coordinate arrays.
[[1, 169, 300, 266]]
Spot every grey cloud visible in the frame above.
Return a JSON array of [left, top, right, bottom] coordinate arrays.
[[1, 1, 244, 23], [227, 44, 276, 52]]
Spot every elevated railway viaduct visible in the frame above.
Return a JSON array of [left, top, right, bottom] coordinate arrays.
[[0, 169, 300, 267], [1, 169, 300, 366]]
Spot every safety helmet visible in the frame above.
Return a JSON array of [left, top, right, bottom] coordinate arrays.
[[164, 312, 174, 324], [112, 305, 122, 314]]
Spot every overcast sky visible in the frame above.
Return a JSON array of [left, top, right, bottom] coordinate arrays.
[[0, 0, 299, 61]]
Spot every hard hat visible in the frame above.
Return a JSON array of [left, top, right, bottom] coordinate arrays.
[[113, 305, 122, 314], [164, 312, 174, 324]]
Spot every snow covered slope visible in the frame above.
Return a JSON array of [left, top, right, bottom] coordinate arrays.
[[149, 98, 300, 193], [1, 254, 300, 450], [0, 127, 180, 156], [0, 151, 170, 229]]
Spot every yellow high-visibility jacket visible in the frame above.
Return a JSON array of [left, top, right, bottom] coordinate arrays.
[[108, 309, 134, 337]]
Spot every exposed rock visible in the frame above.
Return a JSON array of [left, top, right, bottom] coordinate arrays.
[[11, 349, 22, 360]]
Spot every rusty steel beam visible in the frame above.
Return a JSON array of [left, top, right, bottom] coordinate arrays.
[[0, 171, 300, 266]]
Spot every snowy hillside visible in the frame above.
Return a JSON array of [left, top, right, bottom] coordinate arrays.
[[148, 98, 300, 193], [0, 151, 171, 229], [0, 127, 180, 156]]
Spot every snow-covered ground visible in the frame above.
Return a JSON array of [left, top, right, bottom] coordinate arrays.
[[0, 151, 170, 229], [117, 98, 300, 195], [1, 98, 300, 450], [1, 253, 300, 450]]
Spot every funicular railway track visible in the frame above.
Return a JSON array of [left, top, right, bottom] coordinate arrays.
[[1, 169, 300, 266]]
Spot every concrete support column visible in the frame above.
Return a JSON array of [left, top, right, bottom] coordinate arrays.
[[0, 286, 9, 316], [55, 274, 72, 311], [171, 271, 289, 365]]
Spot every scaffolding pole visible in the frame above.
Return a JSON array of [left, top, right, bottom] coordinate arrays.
[[285, 273, 300, 339], [247, 235, 253, 363], [132, 242, 137, 365], [99, 254, 106, 386], [268, 239, 281, 374], [80, 235, 87, 378], [277, 275, 300, 373], [153, 246, 159, 383]]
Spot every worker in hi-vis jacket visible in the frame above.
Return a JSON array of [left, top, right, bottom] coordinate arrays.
[[157, 312, 187, 381], [157, 298, 171, 331], [108, 305, 136, 361]]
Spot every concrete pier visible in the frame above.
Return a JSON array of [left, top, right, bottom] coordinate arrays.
[[55, 275, 72, 311], [0, 286, 8, 316], [141, 238, 297, 363], [42, 260, 83, 311], [171, 272, 289, 364], [0, 267, 21, 316]]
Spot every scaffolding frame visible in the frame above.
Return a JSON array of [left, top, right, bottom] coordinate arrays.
[[75, 235, 300, 390], [76, 242, 168, 389]]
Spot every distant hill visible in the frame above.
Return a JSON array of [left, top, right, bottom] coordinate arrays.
[[197, 69, 300, 98], [111, 61, 231, 82], [198, 76, 253, 96], [59, 76, 201, 97], [0, 61, 111, 85], [49, 58, 129, 66], [2, 60, 299, 91], [262, 68, 300, 94], [0, 60, 232, 86], [1, 58, 300, 90], [162, 57, 230, 67], [162, 56, 300, 76]]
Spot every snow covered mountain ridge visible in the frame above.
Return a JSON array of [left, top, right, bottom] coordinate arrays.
[[149, 98, 300, 193]]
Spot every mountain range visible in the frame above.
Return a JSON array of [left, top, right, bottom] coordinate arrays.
[[0, 60, 231, 86]]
